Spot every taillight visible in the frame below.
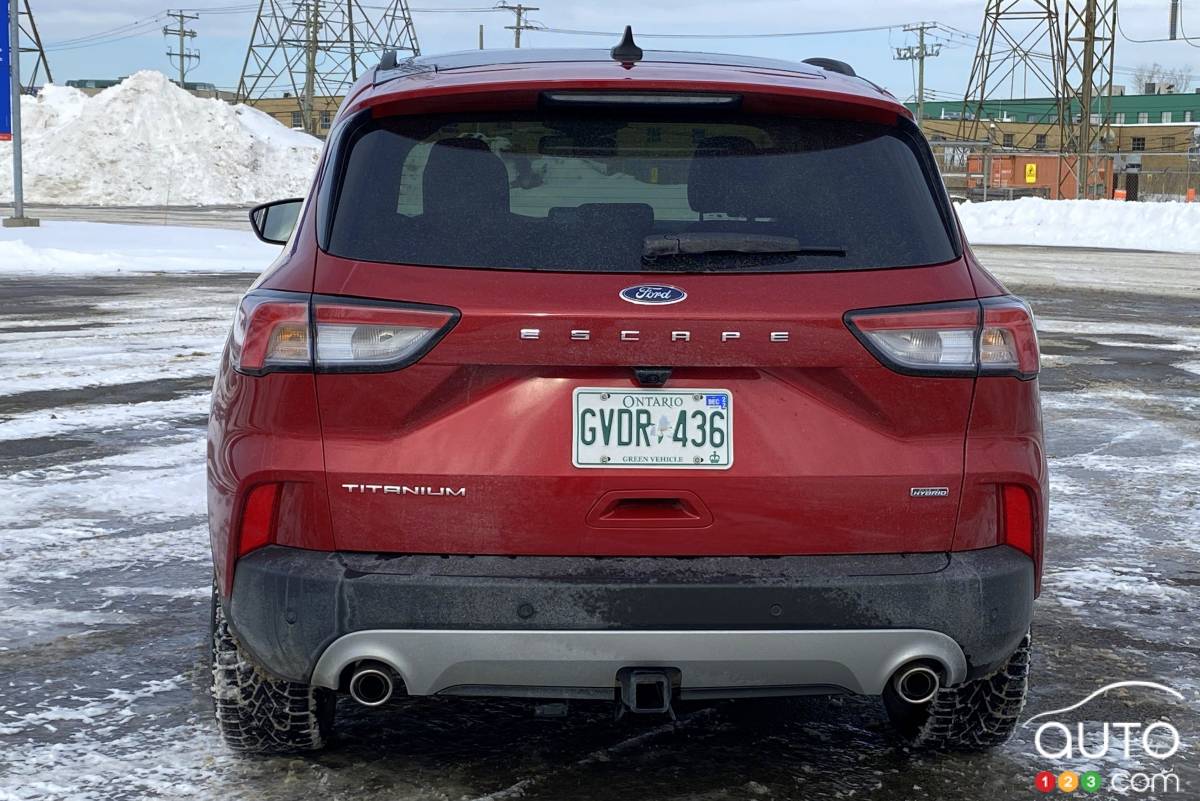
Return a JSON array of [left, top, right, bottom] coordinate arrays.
[[238, 483, 279, 557], [313, 297, 458, 372], [980, 296, 1040, 378], [229, 292, 310, 375], [845, 296, 1039, 379], [845, 301, 980, 377], [228, 290, 458, 375]]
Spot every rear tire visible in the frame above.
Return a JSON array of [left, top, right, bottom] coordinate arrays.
[[884, 631, 1031, 751], [210, 587, 336, 753]]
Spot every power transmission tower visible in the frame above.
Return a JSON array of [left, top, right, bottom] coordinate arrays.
[[164, 10, 200, 85], [498, 3, 539, 48], [16, 0, 52, 92], [894, 22, 942, 131], [959, 0, 1068, 154], [237, 0, 420, 135], [1062, 0, 1117, 198]]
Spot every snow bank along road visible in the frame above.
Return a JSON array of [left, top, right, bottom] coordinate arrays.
[[0, 72, 321, 207], [1, 250, 1198, 800]]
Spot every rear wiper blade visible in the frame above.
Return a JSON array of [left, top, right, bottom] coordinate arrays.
[[643, 233, 846, 259]]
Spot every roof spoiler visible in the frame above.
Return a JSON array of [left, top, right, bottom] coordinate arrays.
[[802, 58, 857, 77]]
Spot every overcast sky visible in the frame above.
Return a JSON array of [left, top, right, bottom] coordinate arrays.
[[23, 0, 1200, 99]]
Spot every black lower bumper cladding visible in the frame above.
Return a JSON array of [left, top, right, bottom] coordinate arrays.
[[227, 545, 1034, 686]]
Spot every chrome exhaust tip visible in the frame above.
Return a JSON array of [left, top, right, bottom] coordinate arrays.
[[892, 664, 941, 705], [348, 664, 395, 707]]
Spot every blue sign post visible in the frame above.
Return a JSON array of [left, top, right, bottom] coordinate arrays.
[[0, 0, 11, 142]]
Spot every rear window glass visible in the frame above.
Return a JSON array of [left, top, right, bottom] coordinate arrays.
[[326, 111, 957, 272]]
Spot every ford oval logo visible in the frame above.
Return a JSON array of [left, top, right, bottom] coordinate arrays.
[[619, 284, 687, 306]]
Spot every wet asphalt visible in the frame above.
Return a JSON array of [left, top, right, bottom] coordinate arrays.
[[0, 248, 1198, 800]]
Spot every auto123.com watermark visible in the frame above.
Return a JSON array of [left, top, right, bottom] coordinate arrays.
[[1023, 681, 1189, 795]]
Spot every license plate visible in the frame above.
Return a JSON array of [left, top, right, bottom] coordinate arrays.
[[572, 388, 733, 469]]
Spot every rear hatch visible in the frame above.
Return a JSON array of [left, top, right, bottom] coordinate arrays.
[[311, 97, 977, 556]]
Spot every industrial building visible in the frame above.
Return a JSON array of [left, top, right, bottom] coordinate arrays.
[[65, 78, 233, 101], [906, 91, 1200, 201], [248, 96, 343, 133], [911, 90, 1200, 127]]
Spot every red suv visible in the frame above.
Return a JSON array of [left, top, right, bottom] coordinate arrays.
[[208, 36, 1046, 754]]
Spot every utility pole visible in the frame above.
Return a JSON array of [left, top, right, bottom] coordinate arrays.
[[163, 10, 199, 86], [1063, 0, 1117, 199], [479, 23, 484, 50], [4, 0, 38, 227], [498, 3, 538, 48], [893, 22, 941, 132], [302, 0, 320, 135]]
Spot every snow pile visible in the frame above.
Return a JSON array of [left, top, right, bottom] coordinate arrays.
[[0, 220, 280, 274], [958, 197, 1200, 253], [0, 71, 322, 206]]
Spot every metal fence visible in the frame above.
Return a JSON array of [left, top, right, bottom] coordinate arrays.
[[1126, 165, 1200, 200], [926, 141, 1200, 202]]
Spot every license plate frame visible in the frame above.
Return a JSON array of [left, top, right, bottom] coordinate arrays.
[[572, 388, 733, 470]]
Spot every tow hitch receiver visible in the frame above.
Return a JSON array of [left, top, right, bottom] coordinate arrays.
[[617, 668, 679, 716]]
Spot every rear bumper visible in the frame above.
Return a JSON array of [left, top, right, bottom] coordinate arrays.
[[226, 545, 1033, 694]]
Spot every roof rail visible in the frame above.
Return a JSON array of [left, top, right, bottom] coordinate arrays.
[[802, 58, 856, 77], [379, 50, 399, 71]]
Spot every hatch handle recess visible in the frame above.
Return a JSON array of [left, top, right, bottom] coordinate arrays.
[[586, 490, 713, 528]]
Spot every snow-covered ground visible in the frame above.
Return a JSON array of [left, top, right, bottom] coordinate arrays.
[[957, 197, 1200, 253], [0, 221, 280, 275], [4, 202, 1200, 285], [1, 234, 1198, 798], [0, 72, 321, 206]]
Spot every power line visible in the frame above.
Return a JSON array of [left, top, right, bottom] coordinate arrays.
[[44, 15, 170, 51], [362, 4, 502, 10], [930, 22, 977, 41], [407, 5, 503, 11], [179, 3, 259, 11], [43, 6, 256, 52], [530, 22, 908, 39], [40, 1, 497, 54], [1182, 0, 1200, 48], [1115, 4, 1200, 43]]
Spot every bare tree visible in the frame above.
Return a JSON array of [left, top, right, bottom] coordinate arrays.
[[1164, 65, 1194, 92], [1132, 63, 1194, 93]]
